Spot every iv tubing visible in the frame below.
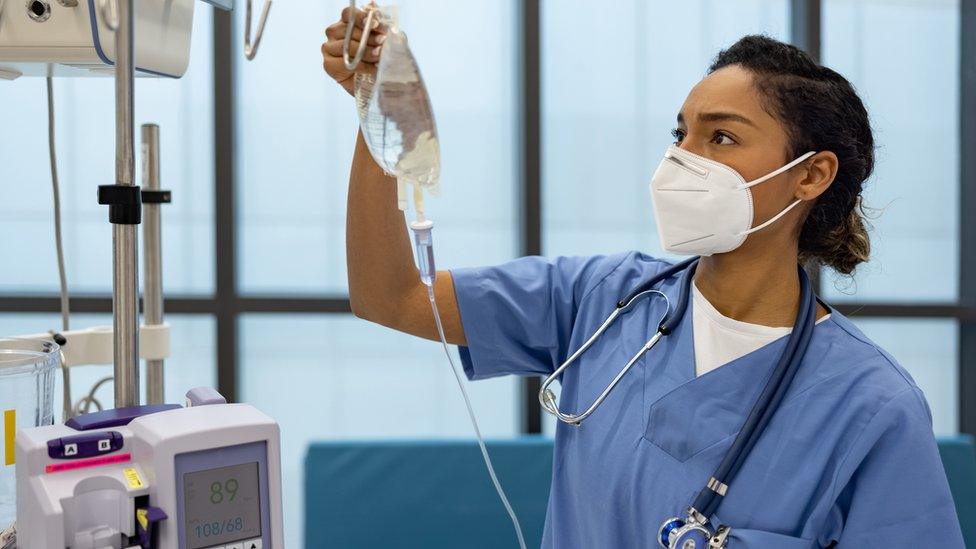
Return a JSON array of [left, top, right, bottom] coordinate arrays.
[[426, 286, 528, 549], [420, 233, 527, 549]]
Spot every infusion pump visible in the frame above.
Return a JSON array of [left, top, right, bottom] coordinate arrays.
[[16, 393, 285, 549]]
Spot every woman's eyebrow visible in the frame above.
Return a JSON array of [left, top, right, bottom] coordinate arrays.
[[675, 111, 757, 128], [698, 111, 757, 127]]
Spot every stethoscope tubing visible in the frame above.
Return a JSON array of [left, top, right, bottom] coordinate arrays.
[[692, 264, 816, 518], [538, 257, 698, 425], [538, 255, 818, 525]]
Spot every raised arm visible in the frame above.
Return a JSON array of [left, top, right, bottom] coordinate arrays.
[[321, 6, 465, 345]]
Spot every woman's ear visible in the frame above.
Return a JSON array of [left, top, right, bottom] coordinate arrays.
[[796, 151, 839, 201]]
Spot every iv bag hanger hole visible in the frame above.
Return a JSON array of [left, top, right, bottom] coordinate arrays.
[[28, 0, 51, 22]]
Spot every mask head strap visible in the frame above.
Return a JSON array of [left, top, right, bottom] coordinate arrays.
[[739, 151, 818, 190], [740, 198, 804, 236], [737, 151, 818, 236]]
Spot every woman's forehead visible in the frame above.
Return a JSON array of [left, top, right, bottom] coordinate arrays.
[[679, 65, 778, 127]]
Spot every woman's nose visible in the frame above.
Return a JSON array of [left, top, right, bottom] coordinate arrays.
[[677, 142, 706, 158]]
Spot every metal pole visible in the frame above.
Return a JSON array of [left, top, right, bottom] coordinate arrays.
[[790, 0, 823, 294], [142, 124, 164, 405], [113, 0, 139, 408], [960, 0, 976, 435], [519, 0, 542, 435], [214, 11, 239, 403], [790, 0, 822, 63]]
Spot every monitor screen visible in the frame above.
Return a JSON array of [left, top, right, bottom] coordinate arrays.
[[183, 461, 263, 548]]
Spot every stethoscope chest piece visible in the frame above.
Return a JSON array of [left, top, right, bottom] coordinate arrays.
[[676, 527, 710, 549], [659, 515, 730, 548]]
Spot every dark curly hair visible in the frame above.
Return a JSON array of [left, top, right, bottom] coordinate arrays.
[[708, 34, 874, 275]]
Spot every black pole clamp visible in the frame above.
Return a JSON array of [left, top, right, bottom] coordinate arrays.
[[141, 189, 172, 204], [98, 184, 142, 225]]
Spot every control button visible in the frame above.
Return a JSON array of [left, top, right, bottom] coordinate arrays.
[[225, 543, 244, 549], [243, 538, 263, 549], [47, 431, 124, 460]]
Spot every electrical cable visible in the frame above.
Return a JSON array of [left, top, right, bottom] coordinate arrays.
[[46, 76, 75, 421]]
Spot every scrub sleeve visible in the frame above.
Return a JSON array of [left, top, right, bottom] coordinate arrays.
[[450, 254, 628, 381]]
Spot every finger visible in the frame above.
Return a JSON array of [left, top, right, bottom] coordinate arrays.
[[323, 39, 345, 58], [339, 6, 363, 26], [325, 24, 387, 46], [357, 9, 390, 33], [323, 56, 376, 78], [338, 6, 388, 32], [361, 44, 382, 63], [367, 17, 389, 34], [324, 22, 345, 41], [324, 39, 382, 62]]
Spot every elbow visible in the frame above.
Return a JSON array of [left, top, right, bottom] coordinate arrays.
[[349, 289, 394, 328], [349, 292, 373, 322], [348, 274, 418, 329]]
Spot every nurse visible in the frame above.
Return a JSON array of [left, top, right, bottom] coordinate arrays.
[[322, 14, 965, 549]]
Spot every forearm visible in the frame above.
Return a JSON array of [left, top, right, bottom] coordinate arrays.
[[328, 10, 465, 345], [345, 131, 466, 345], [346, 130, 418, 321]]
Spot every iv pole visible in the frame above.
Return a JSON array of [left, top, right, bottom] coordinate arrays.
[[112, 0, 140, 408], [104, 0, 250, 409], [66, 0, 243, 413], [142, 123, 166, 405]]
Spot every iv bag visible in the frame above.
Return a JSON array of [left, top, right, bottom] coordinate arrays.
[[354, 7, 441, 202]]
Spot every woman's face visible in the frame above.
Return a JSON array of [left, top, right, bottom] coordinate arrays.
[[673, 65, 807, 245]]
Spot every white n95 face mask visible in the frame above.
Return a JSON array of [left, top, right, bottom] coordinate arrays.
[[649, 145, 817, 256]]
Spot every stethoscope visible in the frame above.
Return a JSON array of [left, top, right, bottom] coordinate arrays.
[[538, 257, 817, 549]]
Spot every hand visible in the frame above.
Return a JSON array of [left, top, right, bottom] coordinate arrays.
[[322, 5, 388, 96]]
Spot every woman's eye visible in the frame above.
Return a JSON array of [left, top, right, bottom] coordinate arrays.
[[671, 128, 685, 144], [711, 132, 736, 145]]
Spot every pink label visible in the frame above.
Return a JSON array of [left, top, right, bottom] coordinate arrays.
[[45, 452, 132, 474]]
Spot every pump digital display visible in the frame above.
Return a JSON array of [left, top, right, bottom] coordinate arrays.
[[184, 461, 262, 548]]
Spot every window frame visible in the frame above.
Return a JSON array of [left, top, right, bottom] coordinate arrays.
[[0, 0, 972, 435]]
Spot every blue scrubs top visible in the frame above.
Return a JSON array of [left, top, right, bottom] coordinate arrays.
[[451, 252, 964, 548]]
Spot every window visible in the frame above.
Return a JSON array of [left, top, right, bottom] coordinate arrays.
[[232, 2, 520, 543], [236, 0, 518, 294], [822, 0, 960, 302], [542, 0, 789, 257], [240, 314, 517, 548], [821, 0, 964, 434], [0, 6, 215, 295]]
